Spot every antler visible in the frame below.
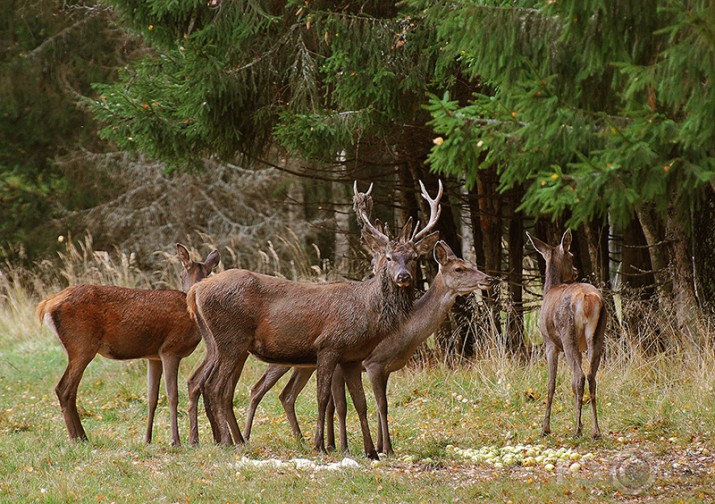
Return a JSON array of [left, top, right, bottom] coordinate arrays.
[[353, 181, 389, 244], [352, 181, 374, 228], [411, 179, 443, 242]]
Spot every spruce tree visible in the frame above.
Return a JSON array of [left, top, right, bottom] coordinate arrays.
[[421, 0, 715, 343]]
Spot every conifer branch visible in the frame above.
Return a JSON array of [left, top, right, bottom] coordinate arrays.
[[24, 11, 103, 60], [227, 24, 301, 74]]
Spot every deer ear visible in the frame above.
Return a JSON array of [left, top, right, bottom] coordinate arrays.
[[560, 230, 573, 252], [176, 243, 193, 269], [362, 227, 388, 252], [433, 240, 451, 266], [415, 230, 440, 256], [204, 249, 221, 272], [526, 232, 550, 259]]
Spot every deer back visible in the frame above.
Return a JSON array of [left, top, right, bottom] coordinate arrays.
[[38, 243, 219, 361], [38, 285, 199, 360]]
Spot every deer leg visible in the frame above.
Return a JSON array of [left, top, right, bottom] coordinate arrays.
[[329, 366, 348, 452], [188, 358, 223, 446], [245, 364, 291, 441], [376, 411, 383, 455], [202, 361, 224, 444], [566, 349, 585, 438], [366, 365, 392, 455], [342, 361, 378, 460], [203, 355, 235, 445], [542, 343, 559, 437], [313, 350, 340, 454], [56, 354, 95, 442], [189, 311, 222, 445], [223, 352, 248, 445], [325, 392, 337, 451], [562, 341, 584, 438], [279, 368, 314, 442], [587, 349, 602, 439], [145, 359, 163, 444], [161, 355, 182, 447], [187, 359, 206, 447]]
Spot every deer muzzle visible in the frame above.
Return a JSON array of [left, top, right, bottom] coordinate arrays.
[[395, 272, 413, 287]]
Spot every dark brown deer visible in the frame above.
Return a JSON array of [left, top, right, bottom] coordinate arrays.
[[527, 230, 605, 438], [187, 181, 442, 459], [243, 240, 494, 455], [36, 244, 220, 446]]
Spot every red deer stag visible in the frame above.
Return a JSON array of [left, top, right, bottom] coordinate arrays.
[[187, 181, 442, 459], [527, 230, 605, 438], [243, 240, 494, 455], [37, 244, 219, 446]]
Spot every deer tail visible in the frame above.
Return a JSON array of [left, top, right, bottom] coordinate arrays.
[[35, 290, 65, 327], [586, 298, 607, 368], [35, 298, 48, 326], [186, 286, 199, 323]]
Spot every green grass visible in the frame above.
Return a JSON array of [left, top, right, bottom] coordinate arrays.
[[1, 241, 714, 502], [2, 321, 715, 503]]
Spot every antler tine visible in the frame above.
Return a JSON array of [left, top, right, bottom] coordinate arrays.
[[353, 180, 388, 243], [412, 179, 443, 242], [353, 181, 373, 196]]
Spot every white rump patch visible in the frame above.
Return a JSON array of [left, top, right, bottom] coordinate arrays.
[[43, 312, 60, 341]]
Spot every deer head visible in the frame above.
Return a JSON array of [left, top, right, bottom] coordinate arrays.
[[354, 180, 442, 287], [177, 243, 221, 292], [434, 240, 495, 294], [527, 230, 578, 292]]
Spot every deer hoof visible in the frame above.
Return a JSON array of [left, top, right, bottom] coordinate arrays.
[[367, 450, 380, 461]]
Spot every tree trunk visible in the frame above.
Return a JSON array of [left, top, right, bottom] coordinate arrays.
[[620, 217, 655, 291], [475, 167, 502, 354], [333, 177, 350, 276], [505, 185, 525, 356], [693, 186, 715, 313], [664, 205, 705, 348]]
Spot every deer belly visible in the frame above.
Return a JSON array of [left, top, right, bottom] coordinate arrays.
[[97, 341, 159, 360], [249, 341, 318, 366]]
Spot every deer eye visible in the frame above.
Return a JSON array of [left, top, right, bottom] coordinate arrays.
[[454, 267, 464, 273]]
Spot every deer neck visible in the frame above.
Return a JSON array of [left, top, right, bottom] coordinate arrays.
[[369, 268, 414, 336], [406, 272, 453, 337], [543, 262, 564, 294]]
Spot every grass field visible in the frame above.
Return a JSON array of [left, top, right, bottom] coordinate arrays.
[[1, 243, 714, 502]]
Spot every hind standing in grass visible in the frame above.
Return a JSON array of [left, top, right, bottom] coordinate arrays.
[[36, 243, 219, 446]]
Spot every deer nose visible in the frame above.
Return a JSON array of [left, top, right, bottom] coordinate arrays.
[[396, 272, 412, 286]]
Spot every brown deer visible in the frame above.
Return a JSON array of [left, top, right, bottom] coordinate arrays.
[[36, 243, 220, 446], [527, 230, 605, 439], [243, 240, 494, 456], [187, 181, 442, 459]]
